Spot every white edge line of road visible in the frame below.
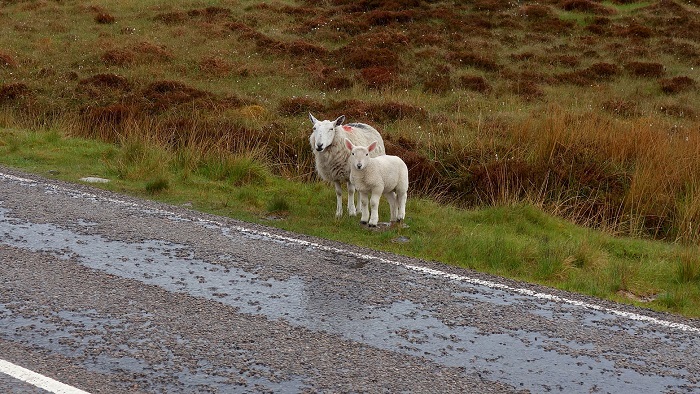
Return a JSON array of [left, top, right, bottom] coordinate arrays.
[[3, 171, 700, 337], [0, 359, 91, 394]]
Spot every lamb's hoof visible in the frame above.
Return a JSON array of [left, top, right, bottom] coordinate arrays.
[[368, 223, 377, 228], [360, 221, 368, 225]]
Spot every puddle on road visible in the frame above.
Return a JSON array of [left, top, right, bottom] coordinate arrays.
[[0, 206, 695, 392]]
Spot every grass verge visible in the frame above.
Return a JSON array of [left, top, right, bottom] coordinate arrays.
[[1, 126, 699, 318]]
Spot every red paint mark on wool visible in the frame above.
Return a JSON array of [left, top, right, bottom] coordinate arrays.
[[342, 125, 353, 132]]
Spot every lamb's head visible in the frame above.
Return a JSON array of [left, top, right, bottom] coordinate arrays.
[[309, 113, 345, 152], [345, 138, 378, 171]]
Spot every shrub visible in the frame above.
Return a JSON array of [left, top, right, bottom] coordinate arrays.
[[0, 83, 31, 102], [0, 52, 17, 68], [153, 11, 187, 24], [616, 23, 653, 39], [278, 96, 324, 116], [365, 9, 417, 26], [95, 13, 115, 24], [659, 104, 696, 119], [450, 51, 499, 71], [625, 62, 664, 78], [602, 99, 640, 117], [660, 76, 696, 94], [518, 5, 553, 18], [560, 0, 616, 15], [459, 75, 491, 93], [339, 45, 401, 70], [79, 73, 131, 90], [199, 56, 232, 75], [361, 67, 396, 90], [101, 49, 135, 66]]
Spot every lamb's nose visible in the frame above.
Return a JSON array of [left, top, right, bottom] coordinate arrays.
[[316, 144, 323, 151], [356, 164, 362, 169]]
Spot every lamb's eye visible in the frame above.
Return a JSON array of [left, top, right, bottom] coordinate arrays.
[[365, 153, 369, 156]]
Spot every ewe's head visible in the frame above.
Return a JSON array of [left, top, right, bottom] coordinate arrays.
[[309, 113, 345, 152], [345, 138, 378, 171]]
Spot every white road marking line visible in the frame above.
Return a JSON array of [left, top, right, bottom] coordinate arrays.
[[2, 171, 699, 334], [0, 359, 91, 394]]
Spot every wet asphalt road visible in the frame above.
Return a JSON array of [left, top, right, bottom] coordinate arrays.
[[0, 166, 699, 394]]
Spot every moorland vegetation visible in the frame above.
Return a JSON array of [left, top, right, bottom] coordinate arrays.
[[2, 0, 700, 314]]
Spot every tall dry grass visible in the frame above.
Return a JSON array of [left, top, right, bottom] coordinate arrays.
[[471, 106, 700, 242]]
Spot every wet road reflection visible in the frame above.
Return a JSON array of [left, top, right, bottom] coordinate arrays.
[[2, 205, 698, 393]]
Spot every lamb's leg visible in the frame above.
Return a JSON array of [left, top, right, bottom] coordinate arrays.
[[368, 192, 381, 227], [334, 181, 343, 218], [396, 190, 407, 222], [385, 191, 397, 222], [347, 181, 357, 216], [360, 192, 370, 224]]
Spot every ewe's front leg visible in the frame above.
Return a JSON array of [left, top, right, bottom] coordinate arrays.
[[347, 181, 357, 216], [368, 192, 381, 227], [334, 181, 344, 218], [359, 192, 370, 225]]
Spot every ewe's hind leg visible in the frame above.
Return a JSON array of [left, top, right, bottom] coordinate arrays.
[[359, 192, 370, 225], [396, 191, 407, 221], [334, 181, 344, 218], [347, 181, 357, 216], [385, 191, 398, 222]]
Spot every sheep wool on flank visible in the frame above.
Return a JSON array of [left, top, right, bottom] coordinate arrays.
[[308, 113, 385, 218], [344, 138, 408, 227]]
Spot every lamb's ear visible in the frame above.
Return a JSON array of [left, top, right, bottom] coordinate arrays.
[[344, 138, 354, 151], [368, 140, 378, 152], [334, 115, 346, 127], [309, 112, 318, 124]]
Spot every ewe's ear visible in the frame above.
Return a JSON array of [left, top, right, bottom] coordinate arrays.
[[344, 138, 354, 151], [309, 112, 318, 124], [334, 115, 346, 127], [368, 141, 378, 152]]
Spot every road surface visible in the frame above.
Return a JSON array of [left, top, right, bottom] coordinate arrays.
[[1, 166, 699, 393]]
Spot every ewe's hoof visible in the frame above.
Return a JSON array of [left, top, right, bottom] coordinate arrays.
[[360, 221, 368, 225], [368, 223, 377, 228]]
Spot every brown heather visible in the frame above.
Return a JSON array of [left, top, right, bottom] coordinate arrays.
[[2, 0, 700, 242]]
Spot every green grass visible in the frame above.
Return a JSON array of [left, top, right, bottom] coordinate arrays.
[[2, 126, 699, 318]]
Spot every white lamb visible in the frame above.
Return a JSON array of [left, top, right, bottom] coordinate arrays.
[[344, 138, 408, 227], [309, 113, 385, 218]]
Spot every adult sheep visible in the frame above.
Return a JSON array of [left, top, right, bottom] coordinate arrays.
[[344, 138, 408, 227], [309, 113, 385, 218]]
